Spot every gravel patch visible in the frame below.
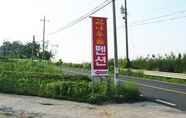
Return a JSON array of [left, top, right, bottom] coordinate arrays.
[[0, 93, 185, 118]]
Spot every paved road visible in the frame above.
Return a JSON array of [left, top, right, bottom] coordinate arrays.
[[62, 68, 186, 111], [119, 76, 186, 111], [120, 75, 186, 93]]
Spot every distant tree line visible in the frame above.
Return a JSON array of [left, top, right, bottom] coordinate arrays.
[[61, 53, 186, 73], [130, 53, 186, 73], [108, 53, 186, 73], [0, 41, 53, 60]]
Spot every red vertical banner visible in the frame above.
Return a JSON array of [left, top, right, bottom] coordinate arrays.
[[91, 17, 108, 77]]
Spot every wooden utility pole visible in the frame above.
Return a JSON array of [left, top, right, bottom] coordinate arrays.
[[32, 35, 35, 60]]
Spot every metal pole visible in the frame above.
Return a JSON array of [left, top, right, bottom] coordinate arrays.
[[124, 0, 130, 67], [112, 0, 119, 82]]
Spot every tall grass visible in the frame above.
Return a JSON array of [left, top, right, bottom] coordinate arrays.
[[0, 58, 62, 74], [0, 58, 141, 104], [131, 53, 186, 73], [0, 71, 141, 104]]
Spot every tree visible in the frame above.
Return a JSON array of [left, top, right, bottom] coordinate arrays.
[[22, 41, 40, 59], [39, 50, 53, 60], [0, 40, 53, 60]]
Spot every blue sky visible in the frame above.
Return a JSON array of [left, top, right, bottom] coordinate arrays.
[[0, 0, 186, 63]]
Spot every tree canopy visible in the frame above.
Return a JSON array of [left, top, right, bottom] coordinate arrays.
[[0, 40, 53, 60]]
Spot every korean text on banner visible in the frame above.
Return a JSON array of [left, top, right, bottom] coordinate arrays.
[[91, 17, 108, 77]]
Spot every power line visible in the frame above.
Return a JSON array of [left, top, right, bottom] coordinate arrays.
[[130, 15, 186, 27], [130, 9, 186, 25], [49, 2, 186, 35], [48, 0, 112, 35], [116, 13, 186, 30]]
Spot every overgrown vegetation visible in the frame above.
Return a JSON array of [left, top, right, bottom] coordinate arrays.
[[55, 53, 186, 85], [0, 71, 141, 104], [62, 62, 91, 70], [0, 58, 62, 74], [130, 53, 186, 73], [0, 58, 142, 104]]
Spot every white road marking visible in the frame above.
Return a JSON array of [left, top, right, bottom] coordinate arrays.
[[155, 99, 176, 107]]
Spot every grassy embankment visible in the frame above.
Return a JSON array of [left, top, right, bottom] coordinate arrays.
[[61, 63, 186, 85], [130, 53, 186, 73], [0, 58, 142, 104], [61, 53, 186, 85], [120, 69, 186, 85]]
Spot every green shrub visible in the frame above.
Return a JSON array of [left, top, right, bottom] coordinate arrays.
[[0, 70, 141, 104], [88, 94, 109, 104], [120, 69, 144, 77], [112, 82, 140, 103]]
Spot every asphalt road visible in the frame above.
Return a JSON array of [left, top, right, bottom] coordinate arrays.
[[120, 76, 186, 93], [119, 76, 186, 111], [62, 68, 186, 111]]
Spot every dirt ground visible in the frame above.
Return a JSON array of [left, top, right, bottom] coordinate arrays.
[[0, 93, 186, 118]]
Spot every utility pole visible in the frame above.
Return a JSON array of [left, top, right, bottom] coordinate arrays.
[[112, 0, 119, 83], [40, 16, 49, 60], [121, 0, 130, 68], [32, 35, 35, 60], [3, 40, 6, 57]]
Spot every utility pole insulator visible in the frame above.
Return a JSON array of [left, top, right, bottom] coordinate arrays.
[[122, 16, 126, 20]]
